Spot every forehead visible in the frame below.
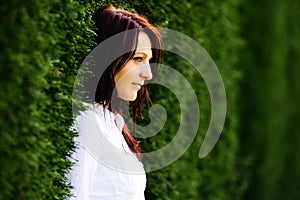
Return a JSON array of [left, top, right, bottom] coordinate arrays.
[[136, 32, 152, 55]]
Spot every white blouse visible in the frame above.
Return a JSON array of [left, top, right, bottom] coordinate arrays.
[[67, 103, 146, 200]]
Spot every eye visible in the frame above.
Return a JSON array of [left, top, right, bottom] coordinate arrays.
[[133, 56, 143, 62]]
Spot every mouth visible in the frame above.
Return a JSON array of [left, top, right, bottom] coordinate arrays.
[[132, 83, 143, 89]]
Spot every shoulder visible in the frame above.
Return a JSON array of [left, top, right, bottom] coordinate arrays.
[[76, 102, 104, 119], [74, 102, 123, 151], [73, 103, 108, 151], [75, 103, 106, 131]]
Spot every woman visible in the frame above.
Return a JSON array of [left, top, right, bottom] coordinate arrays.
[[67, 5, 162, 200]]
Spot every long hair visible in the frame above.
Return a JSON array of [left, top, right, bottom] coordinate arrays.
[[91, 6, 162, 158]]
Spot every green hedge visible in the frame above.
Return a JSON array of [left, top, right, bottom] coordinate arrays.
[[0, 1, 94, 199], [238, 0, 300, 199], [0, 0, 243, 199]]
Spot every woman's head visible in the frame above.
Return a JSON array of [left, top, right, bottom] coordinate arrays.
[[92, 6, 162, 113], [91, 6, 162, 157], [114, 31, 153, 101]]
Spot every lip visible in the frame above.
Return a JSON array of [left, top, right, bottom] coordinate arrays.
[[132, 83, 143, 89]]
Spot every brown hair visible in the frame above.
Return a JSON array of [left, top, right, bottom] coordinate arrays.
[[92, 6, 162, 158]]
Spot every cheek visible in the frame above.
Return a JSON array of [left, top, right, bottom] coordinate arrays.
[[115, 62, 136, 82], [115, 73, 132, 87], [116, 68, 139, 84], [114, 73, 138, 100]]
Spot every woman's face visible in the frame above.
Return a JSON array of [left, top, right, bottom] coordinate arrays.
[[115, 32, 153, 101]]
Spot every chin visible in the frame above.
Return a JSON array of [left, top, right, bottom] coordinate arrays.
[[128, 93, 138, 101], [118, 92, 137, 101], [128, 97, 137, 101]]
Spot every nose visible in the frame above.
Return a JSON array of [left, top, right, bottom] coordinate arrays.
[[140, 62, 153, 80]]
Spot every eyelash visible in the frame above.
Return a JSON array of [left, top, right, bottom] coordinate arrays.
[[133, 57, 143, 62]]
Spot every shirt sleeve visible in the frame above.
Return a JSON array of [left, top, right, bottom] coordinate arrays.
[[67, 109, 104, 200]]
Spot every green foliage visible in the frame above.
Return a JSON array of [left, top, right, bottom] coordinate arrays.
[[0, 0, 244, 199], [0, 1, 94, 199], [238, 0, 300, 199]]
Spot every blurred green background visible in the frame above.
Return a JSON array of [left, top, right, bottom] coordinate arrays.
[[0, 0, 299, 199]]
